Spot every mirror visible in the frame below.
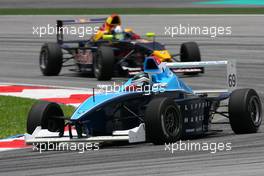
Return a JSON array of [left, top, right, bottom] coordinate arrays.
[[146, 32, 155, 38], [103, 34, 113, 40]]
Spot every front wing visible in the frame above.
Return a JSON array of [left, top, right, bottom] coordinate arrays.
[[25, 124, 146, 145]]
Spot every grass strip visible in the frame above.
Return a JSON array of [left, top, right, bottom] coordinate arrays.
[[0, 95, 75, 139]]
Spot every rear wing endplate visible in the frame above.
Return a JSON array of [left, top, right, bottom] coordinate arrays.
[[166, 60, 237, 92]]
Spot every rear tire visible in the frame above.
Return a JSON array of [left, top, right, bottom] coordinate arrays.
[[229, 88, 262, 134], [145, 98, 182, 145], [39, 43, 63, 76], [93, 46, 115, 80], [180, 42, 203, 75], [27, 101, 64, 134]]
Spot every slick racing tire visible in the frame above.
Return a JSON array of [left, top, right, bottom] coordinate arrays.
[[229, 88, 262, 134], [145, 98, 182, 145], [27, 101, 65, 134], [39, 43, 63, 76], [180, 42, 203, 75], [93, 46, 115, 81]]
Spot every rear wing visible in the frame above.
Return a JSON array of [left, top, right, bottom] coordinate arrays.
[[166, 60, 237, 92], [56, 18, 106, 44]]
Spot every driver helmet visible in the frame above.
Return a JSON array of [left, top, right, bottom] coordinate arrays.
[[114, 25, 123, 33], [114, 25, 124, 40]]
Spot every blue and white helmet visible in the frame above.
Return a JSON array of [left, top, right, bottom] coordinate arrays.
[[114, 25, 124, 40], [114, 25, 123, 33]]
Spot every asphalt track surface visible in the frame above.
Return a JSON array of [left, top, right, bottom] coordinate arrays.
[[0, 15, 264, 175], [0, 0, 261, 8]]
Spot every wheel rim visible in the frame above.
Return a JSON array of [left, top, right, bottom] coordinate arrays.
[[248, 96, 260, 125], [40, 49, 48, 69], [162, 105, 179, 136]]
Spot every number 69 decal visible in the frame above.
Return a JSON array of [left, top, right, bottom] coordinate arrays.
[[227, 60, 237, 90], [228, 74, 236, 87]]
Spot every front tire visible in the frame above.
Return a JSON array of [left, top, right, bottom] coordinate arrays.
[[39, 43, 63, 76], [93, 46, 115, 80], [145, 98, 182, 145], [27, 101, 64, 134], [229, 88, 262, 134]]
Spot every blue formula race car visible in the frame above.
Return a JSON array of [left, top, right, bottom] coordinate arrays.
[[25, 57, 262, 145]]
